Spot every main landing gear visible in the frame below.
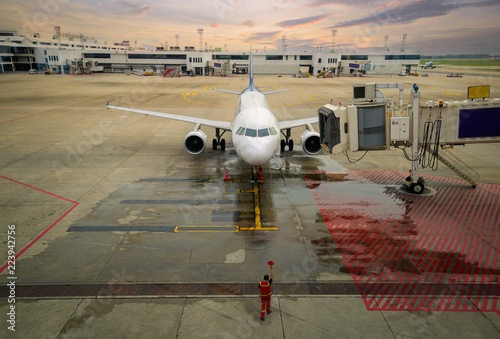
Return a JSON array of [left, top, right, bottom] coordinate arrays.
[[212, 128, 226, 151], [280, 128, 294, 152]]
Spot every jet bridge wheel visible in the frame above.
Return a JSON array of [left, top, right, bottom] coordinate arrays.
[[410, 182, 424, 194]]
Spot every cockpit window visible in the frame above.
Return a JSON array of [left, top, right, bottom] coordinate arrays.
[[245, 128, 257, 137], [269, 127, 278, 135], [236, 127, 246, 135], [258, 128, 269, 137]]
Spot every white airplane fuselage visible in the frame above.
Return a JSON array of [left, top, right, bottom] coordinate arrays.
[[232, 87, 280, 166]]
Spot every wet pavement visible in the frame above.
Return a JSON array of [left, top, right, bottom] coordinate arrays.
[[0, 73, 499, 338]]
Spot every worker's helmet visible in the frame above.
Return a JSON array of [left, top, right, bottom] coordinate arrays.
[[263, 274, 269, 281]]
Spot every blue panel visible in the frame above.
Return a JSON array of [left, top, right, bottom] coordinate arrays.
[[349, 63, 360, 69], [459, 107, 500, 138]]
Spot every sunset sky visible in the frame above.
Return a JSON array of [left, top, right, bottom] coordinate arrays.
[[1, 0, 499, 54]]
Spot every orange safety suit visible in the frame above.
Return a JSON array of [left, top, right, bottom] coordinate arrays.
[[259, 279, 272, 319]]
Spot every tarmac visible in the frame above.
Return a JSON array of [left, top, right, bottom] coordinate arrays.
[[0, 68, 499, 338]]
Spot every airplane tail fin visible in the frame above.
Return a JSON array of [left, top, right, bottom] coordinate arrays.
[[249, 45, 254, 88]]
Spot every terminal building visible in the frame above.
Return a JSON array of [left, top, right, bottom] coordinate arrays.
[[0, 29, 421, 76]]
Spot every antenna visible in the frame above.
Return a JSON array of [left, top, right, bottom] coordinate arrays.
[[197, 28, 204, 51], [175, 34, 180, 47], [331, 29, 338, 52], [401, 33, 407, 53]]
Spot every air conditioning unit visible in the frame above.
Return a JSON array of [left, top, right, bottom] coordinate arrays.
[[353, 83, 376, 100]]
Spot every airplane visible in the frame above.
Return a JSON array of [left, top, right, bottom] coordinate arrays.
[[421, 61, 435, 69], [106, 50, 322, 172]]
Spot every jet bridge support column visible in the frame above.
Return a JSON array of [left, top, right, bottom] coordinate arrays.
[[411, 90, 420, 178], [402, 88, 425, 194]]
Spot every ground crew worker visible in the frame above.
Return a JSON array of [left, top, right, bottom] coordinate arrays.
[[258, 265, 274, 321]]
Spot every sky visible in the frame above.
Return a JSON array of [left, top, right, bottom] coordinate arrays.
[[1, 0, 500, 54]]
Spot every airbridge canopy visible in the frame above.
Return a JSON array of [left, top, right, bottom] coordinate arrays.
[[419, 99, 500, 145]]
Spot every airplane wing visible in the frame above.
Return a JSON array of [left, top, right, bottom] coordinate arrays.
[[211, 88, 292, 95], [107, 102, 232, 131], [278, 117, 318, 130], [209, 89, 240, 95], [262, 89, 292, 95]]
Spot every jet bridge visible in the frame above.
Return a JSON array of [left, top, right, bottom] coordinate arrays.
[[319, 83, 500, 193]]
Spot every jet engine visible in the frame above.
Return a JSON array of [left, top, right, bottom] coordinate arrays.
[[184, 129, 207, 155], [301, 130, 322, 155]]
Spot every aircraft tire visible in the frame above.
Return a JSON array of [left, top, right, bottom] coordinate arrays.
[[289, 139, 294, 151], [280, 139, 286, 153], [220, 139, 226, 151], [212, 139, 218, 150]]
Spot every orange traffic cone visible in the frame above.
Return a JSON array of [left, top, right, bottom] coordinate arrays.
[[223, 169, 230, 182]]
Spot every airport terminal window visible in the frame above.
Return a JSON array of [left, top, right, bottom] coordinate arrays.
[[266, 55, 283, 60], [213, 55, 249, 60], [84, 53, 110, 58], [245, 128, 257, 137], [128, 54, 186, 59], [385, 54, 420, 60], [258, 128, 269, 137], [300, 55, 313, 60], [341, 55, 368, 60]]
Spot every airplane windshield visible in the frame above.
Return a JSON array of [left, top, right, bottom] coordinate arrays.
[[239, 127, 276, 137], [258, 128, 269, 137], [245, 128, 257, 137]]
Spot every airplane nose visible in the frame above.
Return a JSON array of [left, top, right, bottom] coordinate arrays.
[[240, 141, 275, 166]]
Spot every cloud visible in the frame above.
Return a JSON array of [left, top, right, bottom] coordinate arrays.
[[241, 20, 255, 27], [329, 0, 500, 28], [240, 31, 282, 44], [277, 15, 328, 28], [117, 1, 153, 17], [309, 0, 387, 7]]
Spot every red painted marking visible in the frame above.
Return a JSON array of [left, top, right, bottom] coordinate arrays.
[[306, 170, 500, 314], [0, 175, 79, 273], [0, 108, 58, 125]]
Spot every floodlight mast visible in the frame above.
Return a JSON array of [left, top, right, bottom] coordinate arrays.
[[197, 28, 204, 51], [331, 29, 338, 53]]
